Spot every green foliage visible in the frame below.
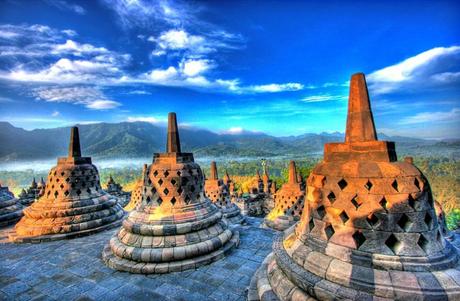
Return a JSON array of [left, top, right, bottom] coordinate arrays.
[[446, 209, 460, 230]]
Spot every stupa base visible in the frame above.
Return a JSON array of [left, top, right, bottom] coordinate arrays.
[[102, 229, 239, 274], [263, 215, 297, 231], [250, 234, 460, 301], [223, 204, 245, 225], [9, 214, 124, 243], [0, 212, 23, 228]]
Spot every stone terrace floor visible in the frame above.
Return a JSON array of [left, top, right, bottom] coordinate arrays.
[[0, 217, 276, 301]]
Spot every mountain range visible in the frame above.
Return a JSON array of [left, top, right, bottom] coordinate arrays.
[[0, 121, 458, 162]]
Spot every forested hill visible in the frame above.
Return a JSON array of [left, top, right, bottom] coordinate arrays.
[[0, 121, 458, 161]]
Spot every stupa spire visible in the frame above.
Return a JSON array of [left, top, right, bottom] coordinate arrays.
[[345, 73, 377, 143], [210, 161, 218, 180], [166, 112, 181, 153], [288, 160, 297, 184], [68, 127, 82, 158]]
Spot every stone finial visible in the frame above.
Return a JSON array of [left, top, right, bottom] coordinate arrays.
[[297, 172, 302, 183], [166, 112, 181, 153], [68, 126, 82, 158], [345, 73, 377, 143], [31, 177, 37, 188], [404, 156, 414, 164], [288, 161, 298, 184], [224, 170, 230, 182], [210, 161, 218, 180]]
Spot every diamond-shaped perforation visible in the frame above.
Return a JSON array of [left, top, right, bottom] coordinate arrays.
[[352, 230, 366, 249], [64, 190, 69, 196], [190, 185, 196, 192], [309, 218, 315, 231], [327, 191, 336, 203], [364, 180, 373, 191], [157, 197, 163, 205], [184, 195, 191, 204], [385, 234, 401, 254], [76, 189, 81, 196], [417, 234, 429, 252], [339, 211, 349, 224], [367, 213, 379, 227], [338, 179, 348, 190], [177, 187, 183, 195], [316, 205, 326, 219], [392, 180, 399, 192], [158, 179, 163, 186], [379, 197, 388, 212], [408, 194, 416, 210], [171, 179, 177, 186], [170, 197, 176, 206], [164, 171, 169, 177], [414, 178, 420, 190], [424, 212, 433, 228], [397, 213, 412, 231], [153, 170, 158, 177], [324, 224, 335, 240], [351, 195, 362, 210], [163, 188, 169, 195], [182, 177, 189, 185]]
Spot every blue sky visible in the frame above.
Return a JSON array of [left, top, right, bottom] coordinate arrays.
[[0, 0, 459, 139]]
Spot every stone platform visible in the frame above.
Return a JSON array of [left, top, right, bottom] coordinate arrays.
[[0, 216, 274, 301]]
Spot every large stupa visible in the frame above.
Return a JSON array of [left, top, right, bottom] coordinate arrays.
[[264, 161, 305, 231], [249, 73, 460, 300], [10, 127, 125, 243], [0, 184, 23, 227], [102, 113, 239, 274], [204, 161, 245, 225]]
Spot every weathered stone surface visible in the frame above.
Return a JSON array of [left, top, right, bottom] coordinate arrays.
[[18, 177, 45, 206], [0, 184, 23, 228], [9, 127, 124, 242], [204, 161, 245, 225], [264, 161, 305, 231], [0, 216, 274, 300], [249, 73, 460, 300], [103, 113, 239, 274], [105, 175, 131, 207]]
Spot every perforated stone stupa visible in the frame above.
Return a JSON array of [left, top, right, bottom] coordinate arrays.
[[0, 184, 23, 228], [249, 73, 460, 300], [205, 161, 245, 225], [102, 113, 239, 274], [18, 178, 45, 206], [264, 161, 305, 231], [10, 127, 124, 243], [105, 175, 131, 207]]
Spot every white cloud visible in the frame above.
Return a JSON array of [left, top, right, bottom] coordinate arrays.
[[367, 46, 460, 94], [127, 90, 151, 95], [144, 66, 178, 82], [180, 58, 212, 77], [34, 86, 121, 110], [225, 127, 244, 134], [62, 29, 77, 37], [52, 40, 108, 56], [45, 0, 86, 15], [51, 111, 60, 117], [126, 116, 166, 123], [246, 83, 304, 93], [0, 96, 14, 103], [301, 94, 347, 103], [400, 108, 460, 125]]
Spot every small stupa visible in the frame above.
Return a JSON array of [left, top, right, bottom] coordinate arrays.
[[205, 161, 245, 225], [102, 113, 239, 274], [263, 161, 305, 231], [0, 184, 23, 227], [18, 178, 45, 206], [10, 127, 124, 243], [105, 175, 131, 207], [249, 73, 460, 300]]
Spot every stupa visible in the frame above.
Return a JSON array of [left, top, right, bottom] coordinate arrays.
[[0, 184, 23, 227], [205, 161, 245, 225], [249, 73, 460, 300], [18, 178, 45, 206], [264, 161, 305, 231], [10, 127, 125, 243], [105, 175, 131, 207], [102, 113, 239, 274]]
